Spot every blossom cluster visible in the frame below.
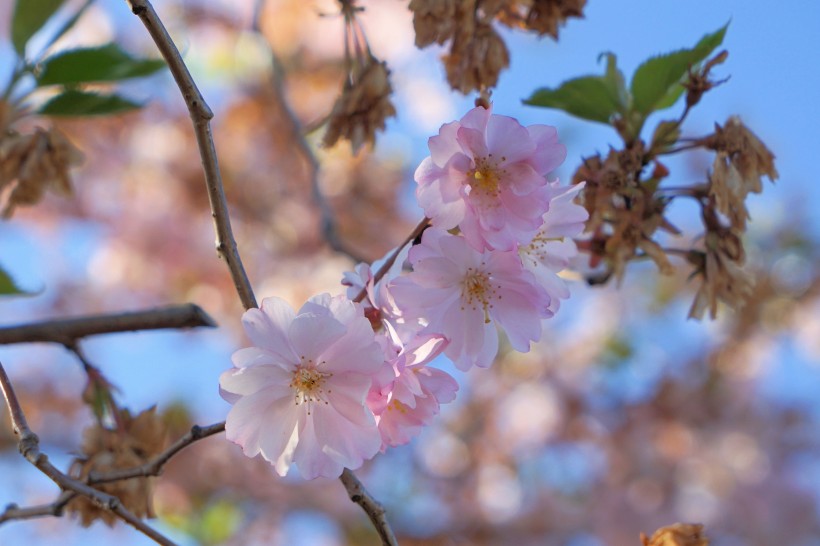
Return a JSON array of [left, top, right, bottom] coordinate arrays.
[[219, 106, 588, 479]]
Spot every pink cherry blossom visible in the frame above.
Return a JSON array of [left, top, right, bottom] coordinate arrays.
[[391, 228, 551, 370], [220, 294, 384, 480], [519, 182, 588, 314], [367, 332, 457, 451], [415, 105, 566, 251]]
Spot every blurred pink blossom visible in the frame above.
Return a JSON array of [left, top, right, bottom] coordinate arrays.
[[520, 181, 588, 314]]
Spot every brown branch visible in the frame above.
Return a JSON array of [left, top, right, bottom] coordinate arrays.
[[89, 422, 226, 484], [0, 491, 76, 524], [251, 12, 367, 263], [0, 303, 216, 346], [354, 217, 430, 303], [126, 4, 399, 544], [126, 0, 257, 311], [0, 362, 176, 545], [339, 469, 398, 546]]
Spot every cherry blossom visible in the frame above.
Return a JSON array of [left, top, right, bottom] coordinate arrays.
[[391, 228, 551, 370], [367, 333, 458, 450], [220, 294, 383, 479], [415, 104, 566, 251], [519, 182, 588, 313]]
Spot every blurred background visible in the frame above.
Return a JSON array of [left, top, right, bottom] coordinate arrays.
[[1, 0, 819, 544]]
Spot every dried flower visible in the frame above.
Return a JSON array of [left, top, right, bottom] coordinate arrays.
[[68, 408, 167, 527], [445, 21, 510, 93], [497, 0, 587, 38], [323, 2, 396, 154], [705, 116, 777, 229], [641, 522, 709, 546], [0, 127, 83, 218], [409, 0, 460, 47], [687, 219, 754, 320], [323, 58, 396, 154]]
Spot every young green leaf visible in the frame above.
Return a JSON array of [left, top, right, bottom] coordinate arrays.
[[11, 0, 66, 57], [524, 76, 622, 124], [39, 90, 141, 116], [37, 44, 166, 86], [0, 265, 28, 296], [630, 22, 729, 115], [600, 52, 629, 112]]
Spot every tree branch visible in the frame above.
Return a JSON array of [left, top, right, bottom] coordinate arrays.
[[0, 303, 216, 346], [354, 217, 429, 303], [125, 0, 257, 311], [0, 491, 76, 524], [0, 362, 176, 545], [339, 469, 398, 546], [89, 422, 226, 484]]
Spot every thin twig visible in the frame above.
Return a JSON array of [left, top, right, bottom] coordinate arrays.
[[89, 422, 226, 484], [354, 217, 430, 303], [339, 469, 398, 546], [254, 15, 367, 263], [126, 0, 257, 311], [0, 362, 176, 545], [0, 491, 76, 524], [0, 303, 216, 345]]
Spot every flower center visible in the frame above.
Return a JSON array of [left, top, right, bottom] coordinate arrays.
[[460, 266, 498, 324], [520, 231, 562, 267], [290, 360, 332, 413], [467, 156, 503, 199]]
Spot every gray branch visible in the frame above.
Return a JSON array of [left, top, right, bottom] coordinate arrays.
[[0, 303, 216, 345]]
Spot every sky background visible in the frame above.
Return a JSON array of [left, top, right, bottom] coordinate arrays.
[[1, 0, 820, 544]]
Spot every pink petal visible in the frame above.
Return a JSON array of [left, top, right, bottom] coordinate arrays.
[[225, 386, 295, 459], [326, 372, 377, 427], [527, 124, 566, 175], [486, 115, 535, 165], [311, 403, 381, 471], [457, 126, 489, 158], [288, 313, 346, 360], [241, 300, 295, 361], [292, 416, 344, 479], [502, 162, 546, 196], [428, 121, 462, 167], [220, 362, 291, 397]]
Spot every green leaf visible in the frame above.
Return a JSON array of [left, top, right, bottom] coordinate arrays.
[[11, 0, 66, 56], [650, 120, 682, 153], [0, 265, 27, 296], [39, 90, 141, 116], [600, 51, 628, 112], [630, 22, 729, 115], [37, 44, 166, 86], [524, 76, 622, 124]]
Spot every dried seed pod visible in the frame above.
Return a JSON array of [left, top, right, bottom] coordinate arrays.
[[705, 116, 777, 230], [0, 127, 83, 218], [323, 57, 396, 154], [444, 22, 509, 93], [67, 408, 167, 527], [641, 522, 709, 546]]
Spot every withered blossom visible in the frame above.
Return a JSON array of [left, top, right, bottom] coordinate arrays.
[[408, 0, 460, 47], [323, 2, 396, 154], [705, 116, 778, 230], [641, 523, 709, 546], [445, 20, 510, 94], [323, 57, 396, 154], [0, 127, 83, 218], [67, 408, 167, 527], [496, 0, 587, 38], [687, 222, 754, 320]]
